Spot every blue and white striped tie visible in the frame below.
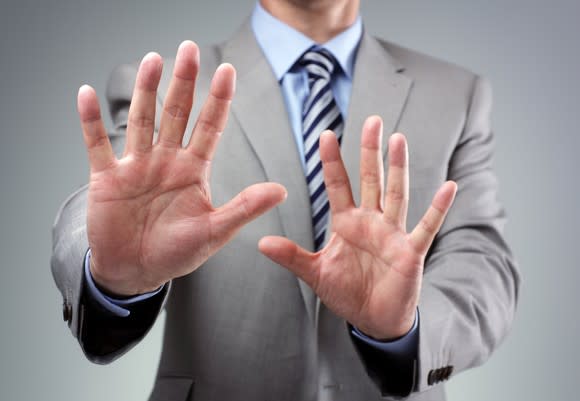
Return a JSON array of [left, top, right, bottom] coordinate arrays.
[[300, 48, 344, 251]]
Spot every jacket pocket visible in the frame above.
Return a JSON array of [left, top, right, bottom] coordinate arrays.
[[148, 376, 194, 401]]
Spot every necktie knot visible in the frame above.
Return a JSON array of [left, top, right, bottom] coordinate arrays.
[[299, 47, 338, 82]]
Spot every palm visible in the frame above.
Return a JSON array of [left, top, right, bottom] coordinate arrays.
[[88, 148, 213, 288], [315, 210, 422, 338], [78, 42, 286, 295], [260, 118, 457, 340]]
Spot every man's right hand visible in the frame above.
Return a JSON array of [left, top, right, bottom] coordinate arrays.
[[77, 41, 287, 296]]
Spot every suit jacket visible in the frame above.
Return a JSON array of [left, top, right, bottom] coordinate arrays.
[[51, 20, 520, 401]]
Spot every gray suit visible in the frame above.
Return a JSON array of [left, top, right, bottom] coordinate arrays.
[[52, 21, 520, 401]]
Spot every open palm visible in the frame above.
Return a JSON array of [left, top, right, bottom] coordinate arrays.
[[79, 41, 286, 296], [259, 117, 457, 340]]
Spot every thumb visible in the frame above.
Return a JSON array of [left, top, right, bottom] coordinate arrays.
[[211, 182, 287, 241], [258, 236, 319, 288]]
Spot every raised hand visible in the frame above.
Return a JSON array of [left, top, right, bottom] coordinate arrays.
[[259, 116, 457, 340], [78, 41, 287, 296]]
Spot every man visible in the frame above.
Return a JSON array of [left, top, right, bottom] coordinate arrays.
[[51, 0, 520, 400]]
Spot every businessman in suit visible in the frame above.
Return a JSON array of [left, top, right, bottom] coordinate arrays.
[[51, 0, 520, 400]]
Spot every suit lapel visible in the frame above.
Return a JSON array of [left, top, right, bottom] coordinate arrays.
[[222, 22, 318, 322], [341, 31, 413, 208]]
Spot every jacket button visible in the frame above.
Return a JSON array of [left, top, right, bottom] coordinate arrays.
[[444, 366, 454, 380], [438, 365, 452, 381], [427, 370, 436, 385], [62, 301, 72, 322]]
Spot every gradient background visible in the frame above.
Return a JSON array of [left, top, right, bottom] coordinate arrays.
[[0, 0, 578, 399]]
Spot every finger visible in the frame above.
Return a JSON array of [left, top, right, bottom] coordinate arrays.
[[258, 236, 319, 289], [124, 52, 163, 155], [77, 85, 116, 172], [383, 133, 409, 228], [158, 41, 199, 147], [187, 63, 235, 164], [359, 116, 384, 211], [319, 130, 355, 214], [409, 181, 458, 255], [210, 182, 287, 241]]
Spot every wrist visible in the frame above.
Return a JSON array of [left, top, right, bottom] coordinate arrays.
[[356, 311, 417, 342], [89, 250, 163, 297]]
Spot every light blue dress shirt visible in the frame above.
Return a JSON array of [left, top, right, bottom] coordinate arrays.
[[251, 2, 360, 172], [84, 1, 418, 356]]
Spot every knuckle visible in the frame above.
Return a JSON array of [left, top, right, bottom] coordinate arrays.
[[90, 135, 110, 149], [163, 103, 189, 120], [238, 189, 252, 220], [326, 176, 348, 190], [82, 114, 102, 124], [383, 212, 400, 227], [190, 148, 212, 163], [386, 188, 405, 203], [419, 217, 436, 234], [360, 170, 380, 184], [210, 91, 233, 103], [128, 113, 155, 129], [196, 118, 222, 135]]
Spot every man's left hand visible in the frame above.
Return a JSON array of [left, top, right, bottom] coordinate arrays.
[[259, 116, 457, 340]]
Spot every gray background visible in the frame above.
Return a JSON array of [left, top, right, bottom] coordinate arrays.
[[0, 0, 578, 399]]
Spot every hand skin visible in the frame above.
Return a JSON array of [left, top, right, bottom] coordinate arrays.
[[77, 40, 287, 296], [259, 117, 457, 341]]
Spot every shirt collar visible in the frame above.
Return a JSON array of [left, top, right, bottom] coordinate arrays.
[[251, 2, 362, 81]]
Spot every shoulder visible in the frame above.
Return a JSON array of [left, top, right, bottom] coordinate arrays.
[[374, 38, 491, 111], [377, 38, 478, 84], [375, 38, 489, 100]]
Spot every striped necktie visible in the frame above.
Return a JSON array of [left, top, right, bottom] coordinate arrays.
[[299, 48, 344, 251]]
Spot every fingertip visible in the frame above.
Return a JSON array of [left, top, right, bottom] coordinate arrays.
[[137, 52, 163, 91], [320, 129, 336, 145], [142, 51, 163, 65], [433, 181, 458, 211], [321, 129, 336, 139], [361, 117, 383, 149], [175, 40, 200, 80], [216, 63, 236, 82], [441, 180, 458, 196], [388, 133, 407, 167], [274, 183, 288, 201], [319, 130, 340, 162], [217, 62, 235, 73], [78, 84, 94, 96], [212, 63, 236, 99], [258, 235, 287, 256], [258, 236, 274, 251], [265, 182, 288, 203], [77, 84, 100, 120], [141, 52, 163, 75], [389, 132, 407, 146], [365, 115, 383, 131], [445, 180, 458, 203], [178, 40, 199, 56], [78, 84, 95, 105]]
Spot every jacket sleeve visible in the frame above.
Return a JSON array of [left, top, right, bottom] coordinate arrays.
[[350, 76, 520, 396], [51, 62, 169, 364]]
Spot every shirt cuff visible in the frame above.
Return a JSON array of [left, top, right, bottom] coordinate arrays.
[[83, 249, 165, 317], [350, 309, 419, 358]]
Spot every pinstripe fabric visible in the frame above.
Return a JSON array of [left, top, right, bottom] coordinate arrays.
[[299, 48, 344, 251]]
